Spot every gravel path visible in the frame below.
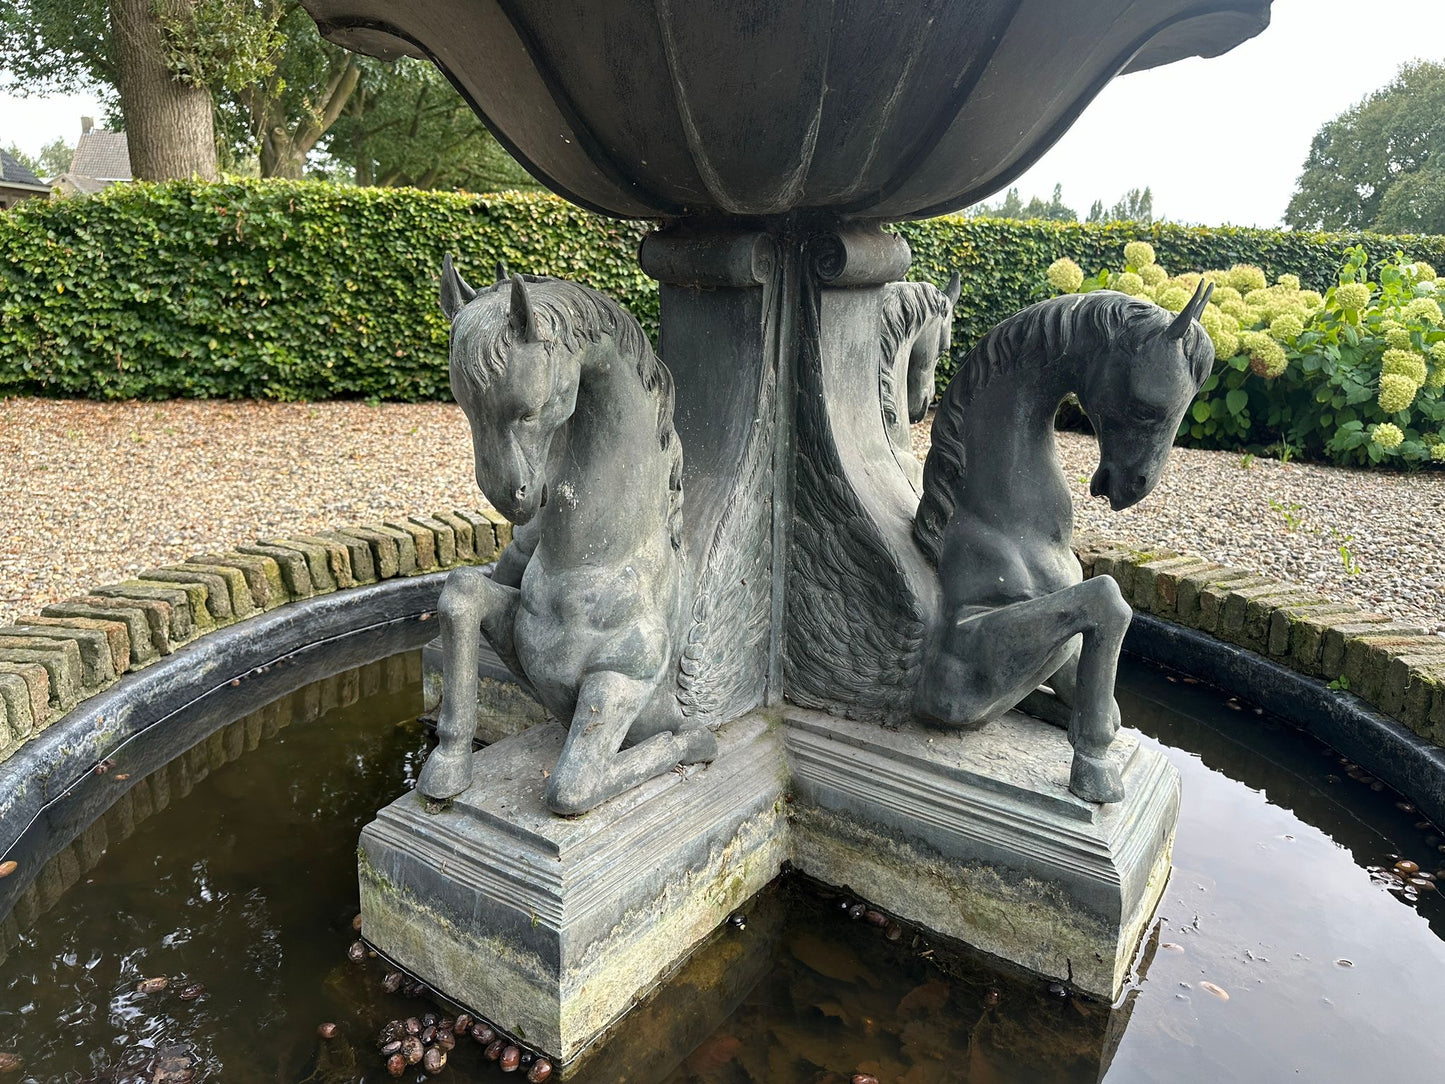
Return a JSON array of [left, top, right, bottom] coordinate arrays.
[[2, 398, 1441, 635]]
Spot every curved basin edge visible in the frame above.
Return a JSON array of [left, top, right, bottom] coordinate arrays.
[[0, 572, 458, 856], [1125, 613, 1445, 830]]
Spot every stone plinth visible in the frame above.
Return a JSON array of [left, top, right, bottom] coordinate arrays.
[[783, 708, 1179, 997], [358, 713, 788, 1066]]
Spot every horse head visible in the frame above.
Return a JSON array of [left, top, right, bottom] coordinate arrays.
[[1081, 281, 1214, 511], [441, 256, 580, 525], [905, 272, 960, 422]]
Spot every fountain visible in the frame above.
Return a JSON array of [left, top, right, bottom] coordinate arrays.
[[282, 0, 1278, 1071]]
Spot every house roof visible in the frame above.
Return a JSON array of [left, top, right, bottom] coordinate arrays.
[[70, 129, 132, 181], [0, 148, 46, 189], [49, 172, 109, 196]]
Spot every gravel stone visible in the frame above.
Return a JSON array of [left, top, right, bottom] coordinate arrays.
[[3, 399, 1440, 639]]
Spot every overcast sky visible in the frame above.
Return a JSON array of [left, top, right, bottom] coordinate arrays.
[[2, 0, 1442, 227]]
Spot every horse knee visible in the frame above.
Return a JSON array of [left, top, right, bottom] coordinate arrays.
[[1087, 575, 1132, 630], [439, 569, 490, 616]]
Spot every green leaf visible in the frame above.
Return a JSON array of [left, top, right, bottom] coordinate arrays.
[[1225, 388, 1249, 415]]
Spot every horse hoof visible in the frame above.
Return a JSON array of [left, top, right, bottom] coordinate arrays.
[[418, 753, 472, 802], [679, 728, 718, 765], [1069, 754, 1124, 804], [544, 777, 596, 817]]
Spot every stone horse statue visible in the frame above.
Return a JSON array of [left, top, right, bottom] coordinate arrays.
[[879, 273, 960, 491], [912, 283, 1214, 803], [420, 259, 717, 815]]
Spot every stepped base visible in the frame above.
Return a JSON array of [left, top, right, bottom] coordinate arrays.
[[358, 713, 788, 1067], [783, 707, 1180, 997]]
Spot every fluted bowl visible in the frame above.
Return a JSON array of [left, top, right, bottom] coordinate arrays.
[[301, 1, 1270, 220]]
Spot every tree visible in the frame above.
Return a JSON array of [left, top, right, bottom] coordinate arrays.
[[321, 59, 537, 191], [3, 137, 73, 178], [1285, 60, 1445, 234], [0, 0, 279, 180], [971, 182, 1076, 221], [1088, 187, 1153, 224]]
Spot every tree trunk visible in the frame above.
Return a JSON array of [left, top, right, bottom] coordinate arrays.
[[109, 0, 218, 181], [256, 57, 361, 179]]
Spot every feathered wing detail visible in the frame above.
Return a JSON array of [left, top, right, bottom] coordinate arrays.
[[675, 356, 776, 721]]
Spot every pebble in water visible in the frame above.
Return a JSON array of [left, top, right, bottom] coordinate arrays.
[[520, 1051, 535, 1067], [846, 903, 866, 921], [472, 1023, 497, 1046], [402, 1037, 425, 1065], [485, 1039, 506, 1061], [884, 923, 902, 941], [422, 1047, 447, 1075], [0, 861, 16, 878], [379, 1021, 404, 1045], [853, 1075, 880, 1084], [421, 1013, 437, 1028], [435, 1031, 456, 1053], [727, 912, 746, 931], [382, 972, 403, 994], [500, 1045, 521, 1072], [347, 940, 367, 963], [387, 1054, 406, 1078], [1046, 982, 1068, 1000], [1395, 859, 1420, 875], [984, 989, 1001, 1008], [527, 1059, 554, 1083], [864, 910, 888, 928], [1199, 982, 1229, 1000], [177, 984, 205, 1001], [404, 1018, 422, 1036], [135, 977, 169, 995], [0, 1053, 20, 1073], [1160, 942, 1185, 953], [453, 1013, 472, 1034], [421, 1025, 438, 1045], [317, 1023, 338, 1040], [1335, 959, 1354, 968], [380, 1041, 402, 1058], [352, 913, 363, 932]]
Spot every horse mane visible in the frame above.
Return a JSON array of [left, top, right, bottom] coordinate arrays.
[[913, 290, 1208, 564], [878, 281, 954, 430], [452, 278, 685, 550]]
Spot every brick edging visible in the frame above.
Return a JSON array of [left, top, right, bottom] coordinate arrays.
[[0, 509, 512, 766], [1074, 533, 1445, 750]]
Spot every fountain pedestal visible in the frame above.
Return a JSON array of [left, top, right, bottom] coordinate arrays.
[[357, 714, 788, 1066], [785, 708, 1180, 997]]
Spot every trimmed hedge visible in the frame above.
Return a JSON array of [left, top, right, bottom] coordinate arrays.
[[5, 179, 1445, 402], [0, 181, 653, 401]]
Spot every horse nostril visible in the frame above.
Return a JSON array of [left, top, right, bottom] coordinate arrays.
[[515, 484, 527, 501]]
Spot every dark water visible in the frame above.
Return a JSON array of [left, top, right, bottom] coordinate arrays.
[[0, 653, 1442, 1082]]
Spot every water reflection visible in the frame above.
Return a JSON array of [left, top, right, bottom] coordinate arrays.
[[0, 654, 1440, 1082]]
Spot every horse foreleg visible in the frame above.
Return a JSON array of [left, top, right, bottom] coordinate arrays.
[[545, 670, 717, 816], [915, 576, 1132, 803], [418, 566, 522, 802]]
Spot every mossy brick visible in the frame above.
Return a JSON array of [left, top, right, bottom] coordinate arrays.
[[1400, 664, 1445, 734], [335, 527, 399, 579], [1321, 622, 1425, 681], [1137, 556, 1217, 617], [43, 599, 166, 659], [1197, 574, 1271, 636], [314, 532, 376, 584], [279, 535, 357, 589], [1222, 585, 1319, 653], [90, 583, 199, 641], [409, 516, 457, 567], [190, 553, 287, 609], [1071, 534, 1116, 578], [1348, 636, 1445, 707], [1380, 647, 1445, 718], [1089, 549, 1139, 597], [0, 626, 117, 689], [1175, 566, 1253, 628], [0, 642, 82, 709], [22, 616, 130, 674], [433, 510, 475, 561], [248, 540, 331, 595], [233, 545, 313, 601], [456, 508, 512, 562], [139, 568, 237, 623], [0, 666, 47, 736], [1267, 601, 1355, 658], [169, 560, 260, 618], [372, 524, 420, 576], [1428, 680, 1445, 744], [385, 520, 437, 572]]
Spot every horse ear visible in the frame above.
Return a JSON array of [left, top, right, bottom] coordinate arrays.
[[1165, 280, 1214, 340], [440, 254, 478, 322], [495, 260, 509, 283], [510, 273, 540, 341], [944, 271, 961, 307]]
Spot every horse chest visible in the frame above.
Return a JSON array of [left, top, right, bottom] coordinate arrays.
[[940, 520, 1079, 605]]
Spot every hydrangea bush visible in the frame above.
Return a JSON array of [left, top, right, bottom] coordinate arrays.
[[1044, 245, 1445, 466]]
